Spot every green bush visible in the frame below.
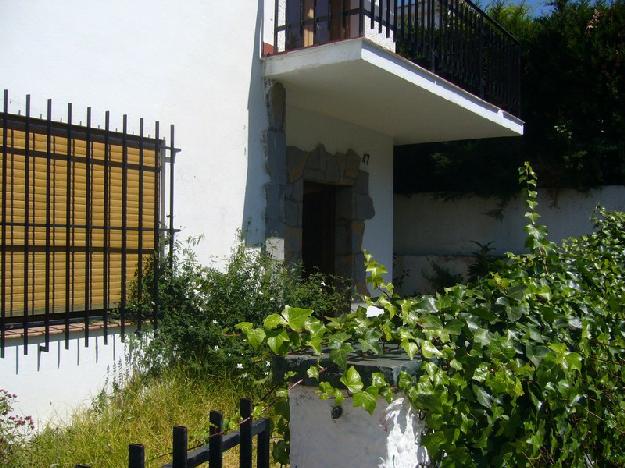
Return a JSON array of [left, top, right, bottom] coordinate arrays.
[[128, 239, 351, 374], [0, 389, 33, 467], [241, 163, 625, 466]]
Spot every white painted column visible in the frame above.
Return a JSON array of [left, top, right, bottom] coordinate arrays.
[[289, 386, 429, 467]]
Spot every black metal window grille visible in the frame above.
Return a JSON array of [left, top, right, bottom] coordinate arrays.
[[272, 0, 521, 116], [0, 90, 178, 356]]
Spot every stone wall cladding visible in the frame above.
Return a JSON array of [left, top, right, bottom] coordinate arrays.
[[284, 145, 374, 291], [264, 83, 374, 290]]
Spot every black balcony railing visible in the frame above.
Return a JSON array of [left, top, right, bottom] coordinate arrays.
[[270, 0, 521, 116]]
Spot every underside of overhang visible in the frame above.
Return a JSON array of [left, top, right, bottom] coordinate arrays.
[[263, 39, 524, 145]]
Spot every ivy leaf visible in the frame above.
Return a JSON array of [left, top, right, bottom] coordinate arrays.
[[304, 317, 326, 336], [353, 390, 377, 415], [307, 336, 323, 355], [507, 304, 526, 322], [340, 366, 364, 394], [235, 322, 254, 333], [402, 339, 420, 360], [318, 381, 334, 399], [565, 352, 582, 372], [359, 328, 382, 354], [472, 363, 489, 382], [263, 314, 286, 330], [246, 328, 266, 348], [371, 372, 387, 389], [319, 382, 344, 405], [329, 342, 353, 369], [267, 330, 290, 355], [472, 384, 494, 408], [282, 306, 313, 332], [307, 365, 320, 380], [473, 328, 492, 347], [417, 314, 443, 330], [422, 340, 442, 359]]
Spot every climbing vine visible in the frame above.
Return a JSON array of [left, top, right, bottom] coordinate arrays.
[[239, 163, 625, 466]]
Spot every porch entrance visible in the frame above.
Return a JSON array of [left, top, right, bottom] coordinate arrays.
[[302, 182, 336, 276]]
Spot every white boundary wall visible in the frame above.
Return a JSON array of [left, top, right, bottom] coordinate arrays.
[[394, 186, 625, 295], [0, 329, 131, 428]]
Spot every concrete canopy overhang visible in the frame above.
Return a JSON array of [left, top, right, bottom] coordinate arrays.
[[263, 38, 524, 145]]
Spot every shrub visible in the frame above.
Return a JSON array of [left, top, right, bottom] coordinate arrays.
[[240, 163, 625, 466], [0, 389, 33, 466], [128, 239, 351, 374]]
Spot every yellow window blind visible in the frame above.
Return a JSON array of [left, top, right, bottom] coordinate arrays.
[[0, 118, 160, 319]]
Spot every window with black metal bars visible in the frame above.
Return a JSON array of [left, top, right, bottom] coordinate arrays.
[[0, 90, 178, 357], [270, 0, 521, 116]]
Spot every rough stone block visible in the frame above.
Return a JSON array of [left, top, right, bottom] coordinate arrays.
[[285, 199, 301, 227], [284, 226, 303, 261], [350, 221, 365, 251], [266, 132, 287, 181], [267, 83, 286, 131], [265, 237, 285, 261], [335, 254, 354, 280], [285, 179, 303, 202], [356, 194, 375, 220], [287, 147, 308, 183], [324, 157, 341, 184], [306, 146, 322, 171], [355, 170, 369, 195]]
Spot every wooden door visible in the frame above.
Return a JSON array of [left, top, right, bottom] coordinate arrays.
[[302, 182, 336, 276]]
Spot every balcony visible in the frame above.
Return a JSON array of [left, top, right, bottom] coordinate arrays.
[[263, 0, 523, 143]]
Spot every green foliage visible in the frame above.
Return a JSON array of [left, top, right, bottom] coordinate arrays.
[[467, 241, 499, 282], [395, 0, 625, 198], [424, 261, 464, 293], [13, 366, 257, 467], [241, 163, 625, 466], [128, 239, 351, 374]]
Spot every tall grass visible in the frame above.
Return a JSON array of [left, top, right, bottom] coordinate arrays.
[[16, 366, 261, 468]]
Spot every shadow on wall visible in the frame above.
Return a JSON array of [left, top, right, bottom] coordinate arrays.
[[242, 0, 271, 248]]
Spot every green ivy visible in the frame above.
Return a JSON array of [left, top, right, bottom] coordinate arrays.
[[241, 163, 625, 466]]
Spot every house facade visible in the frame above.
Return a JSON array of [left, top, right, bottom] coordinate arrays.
[[0, 0, 522, 423]]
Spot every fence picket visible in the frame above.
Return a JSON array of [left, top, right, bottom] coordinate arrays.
[[74, 399, 270, 468], [209, 410, 224, 468], [172, 426, 188, 468], [129, 443, 145, 468], [239, 399, 253, 468]]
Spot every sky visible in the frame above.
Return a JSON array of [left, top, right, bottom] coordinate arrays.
[[521, 0, 555, 16]]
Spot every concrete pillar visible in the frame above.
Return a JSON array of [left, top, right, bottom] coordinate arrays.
[[278, 349, 430, 468]]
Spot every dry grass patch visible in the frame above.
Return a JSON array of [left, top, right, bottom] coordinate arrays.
[[18, 366, 265, 467]]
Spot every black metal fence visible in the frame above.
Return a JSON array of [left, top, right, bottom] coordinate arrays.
[[74, 399, 271, 468], [0, 90, 178, 356], [271, 0, 521, 116]]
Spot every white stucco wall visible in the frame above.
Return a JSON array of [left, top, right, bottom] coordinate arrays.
[[287, 105, 394, 280], [290, 386, 429, 468], [1, 0, 270, 266], [0, 329, 131, 427], [394, 186, 625, 294]]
